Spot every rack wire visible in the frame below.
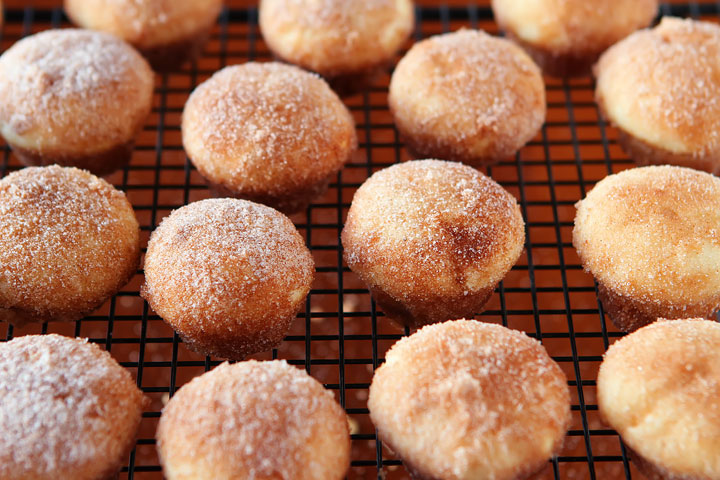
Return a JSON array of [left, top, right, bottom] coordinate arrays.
[[0, 2, 717, 479]]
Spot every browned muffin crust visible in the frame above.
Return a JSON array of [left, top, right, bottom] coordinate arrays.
[[182, 62, 357, 214], [389, 29, 545, 167], [157, 360, 350, 479], [0, 334, 145, 480], [0, 166, 141, 327], [141, 198, 314, 359], [0, 29, 153, 175], [342, 160, 525, 328]]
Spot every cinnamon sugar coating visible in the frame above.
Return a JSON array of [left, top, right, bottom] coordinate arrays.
[[388, 29, 546, 167], [65, 0, 223, 71], [368, 320, 570, 480], [595, 17, 720, 173], [157, 360, 350, 480], [0, 334, 145, 480], [259, 0, 414, 82], [0, 166, 141, 327], [342, 160, 525, 327], [492, 0, 657, 77], [0, 29, 153, 175], [573, 166, 720, 332], [182, 62, 357, 214], [141, 198, 314, 360], [598, 319, 720, 480]]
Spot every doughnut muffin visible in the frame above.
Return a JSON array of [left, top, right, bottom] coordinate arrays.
[[342, 160, 525, 328], [389, 29, 545, 167], [369, 320, 571, 480], [0, 29, 154, 175], [598, 319, 720, 480], [65, 0, 223, 71], [492, 0, 657, 77], [157, 360, 350, 480], [182, 62, 357, 214], [595, 17, 720, 174], [0, 334, 145, 480], [141, 198, 314, 359], [573, 166, 720, 332], [0, 166, 141, 327], [259, 0, 414, 94]]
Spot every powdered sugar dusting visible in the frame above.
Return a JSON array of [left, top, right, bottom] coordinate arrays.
[[0, 165, 140, 321], [0, 334, 144, 479], [157, 360, 349, 479], [182, 62, 356, 191], [0, 29, 153, 149], [369, 320, 570, 479], [342, 160, 525, 301]]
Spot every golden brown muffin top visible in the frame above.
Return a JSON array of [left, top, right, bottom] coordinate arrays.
[[142, 198, 314, 359], [493, 0, 657, 54], [0, 334, 145, 480], [595, 17, 720, 156], [573, 165, 720, 305], [598, 319, 720, 479], [65, 0, 223, 49], [0, 166, 140, 318], [259, 0, 414, 76], [369, 320, 570, 480], [342, 160, 525, 300], [389, 29, 546, 162], [157, 360, 350, 480], [182, 62, 356, 197], [0, 29, 153, 155]]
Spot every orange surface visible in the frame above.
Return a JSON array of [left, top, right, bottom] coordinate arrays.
[[0, 2, 717, 480]]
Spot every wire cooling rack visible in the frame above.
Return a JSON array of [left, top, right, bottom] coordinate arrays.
[[1, 2, 718, 479]]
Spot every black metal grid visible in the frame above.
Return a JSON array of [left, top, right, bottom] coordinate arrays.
[[0, 3, 718, 479]]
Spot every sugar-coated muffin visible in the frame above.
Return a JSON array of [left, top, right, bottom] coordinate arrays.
[[157, 360, 350, 480], [182, 62, 357, 214], [0, 334, 145, 480], [598, 319, 720, 480], [141, 198, 314, 359], [596, 17, 720, 174], [342, 160, 525, 328], [65, 0, 223, 71], [259, 0, 414, 94], [0, 166, 141, 327], [492, 0, 657, 77], [389, 29, 545, 167], [0, 29, 154, 175], [573, 166, 720, 332], [369, 320, 571, 480]]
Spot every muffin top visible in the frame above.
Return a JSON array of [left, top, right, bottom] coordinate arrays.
[[0, 166, 140, 322], [388, 29, 546, 162], [598, 319, 720, 478], [65, 0, 223, 50], [0, 29, 153, 155], [157, 360, 350, 480], [182, 62, 356, 200], [142, 198, 314, 359], [259, 0, 414, 76], [369, 320, 570, 480], [595, 17, 720, 156], [342, 159, 525, 301], [492, 0, 657, 54], [573, 165, 720, 304], [0, 334, 144, 480]]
